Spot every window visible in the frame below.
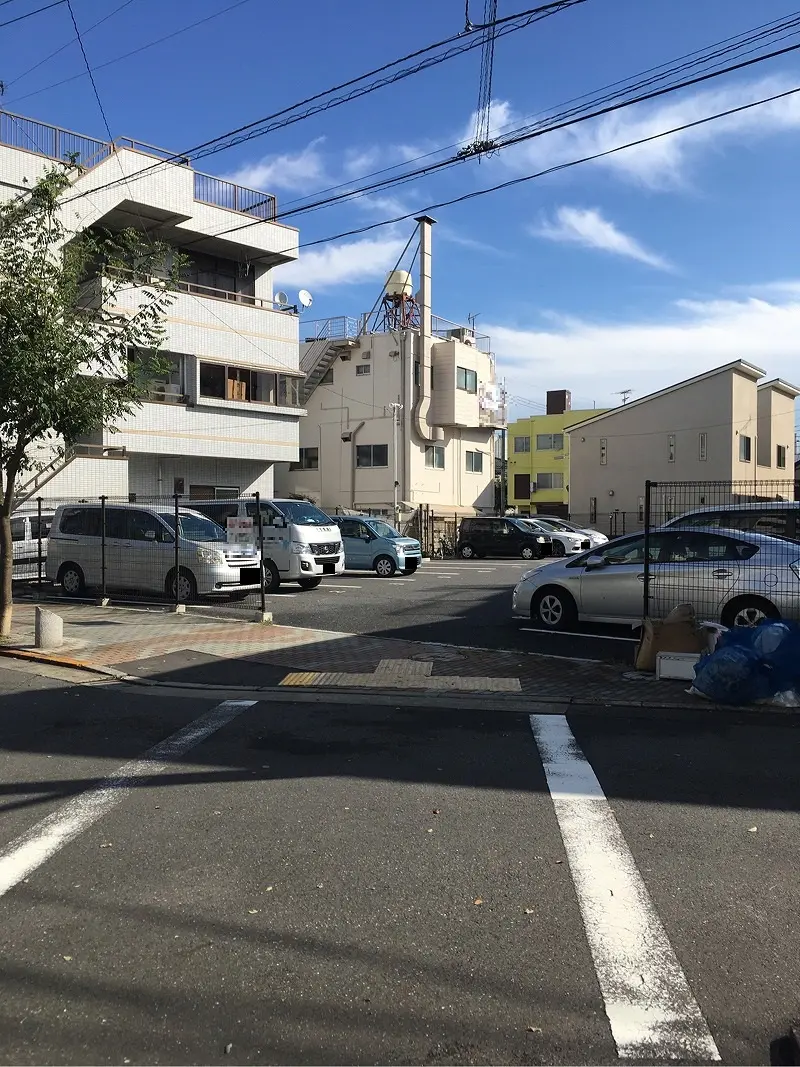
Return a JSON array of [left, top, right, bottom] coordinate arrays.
[[58, 507, 101, 536], [465, 450, 483, 473], [753, 513, 790, 537], [356, 364, 371, 376], [30, 517, 51, 540], [514, 473, 531, 499], [424, 445, 445, 469], [536, 433, 564, 450], [339, 519, 364, 539], [699, 432, 708, 461], [290, 447, 319, 471], [638, 496, 645, 523], [739, 434, 752, 462], [661, 532, 756, 564], [456, 366, 478, 393], [668, 433, 676, 463], [129, 510, 170, 543], [536, 472, 564, 490], [600, 438, 607, 465], [777, 444, 787, 469], [514, 436, 531, 453], [356, 444, 389, 467], [189, 485, 239, 500], [199, 361, 301, 407], [10, 518, 25, 542], [597, 535, 662, 566], [589, 496, 597, 523], [414, 361, 420, 386], [320, 367, 334, 386]]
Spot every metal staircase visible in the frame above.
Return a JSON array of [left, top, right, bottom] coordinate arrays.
[[301, 336, 356, 403], [13, 444, 127, 510]]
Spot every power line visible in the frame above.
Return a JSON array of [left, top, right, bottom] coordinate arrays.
[[0, 0, 64, 28], [65, 0, 114, 143], [292, 79, 800, 251], [55, 0, 587, 209], [5, 0, 139, 89]]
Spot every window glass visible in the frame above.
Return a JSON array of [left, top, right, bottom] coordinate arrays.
[[424, 445, 445, 469], [514, 436, 530, 453], [10, 518, 25, 542], [105, 510, 130, 539], [597, 536, 661, 565], [162, 511, 225, 542], [30, 517, 52, 539], [199, 362, 225, 398], [367, 520, 400, 539], [739, 434, 752, 462], [129, 511, 166, 542], [456, 366, 477, 393], [59, 507, 101, 536], [272, 500, 332, 526], [339, 519, 361, 538], [752, 513, 789, 536]]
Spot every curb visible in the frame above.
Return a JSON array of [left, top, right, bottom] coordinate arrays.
[[2, 645, 797, 718]]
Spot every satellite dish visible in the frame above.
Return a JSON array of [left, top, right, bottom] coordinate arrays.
[[298, 289, 313, 308], [275, 291, 288, 306]]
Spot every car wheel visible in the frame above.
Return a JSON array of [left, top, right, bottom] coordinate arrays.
[[298, 576, 322, 590], [262, 562, 281, 593], [58, 563, 85, 597], [166, 567, 197, 602], [721, 596, 780, 628], [552, 541, 566, 557], [374, 555, 397, 578], [521, 545, 539, 561], [459, 543, 476, 559], [532, 587, 577, 631]]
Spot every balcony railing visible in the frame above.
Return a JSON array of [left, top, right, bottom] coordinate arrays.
[[302, 316, 363, 341], [431, 315, 491, 354], [0, 109, 278, 222]]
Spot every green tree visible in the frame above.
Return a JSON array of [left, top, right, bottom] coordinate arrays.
[[0, 164, 182, 636]]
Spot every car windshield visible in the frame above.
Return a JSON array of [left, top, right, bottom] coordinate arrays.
[[161, 511, 226, 543], [366, 520, 401, 539], [510, 519, 537, 533], [272, 501, 332, 526], [539, 518, 573, 532]]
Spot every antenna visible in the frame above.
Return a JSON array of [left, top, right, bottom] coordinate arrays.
[[298, 289, 313, 309], [614, 389, 633, 405]]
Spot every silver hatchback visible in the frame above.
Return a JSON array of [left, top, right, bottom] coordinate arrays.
[[512, 527, 800, 630]]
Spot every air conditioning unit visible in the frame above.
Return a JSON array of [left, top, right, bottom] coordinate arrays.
[[362, 350, 371, 360], [448, 327, 475, 345]]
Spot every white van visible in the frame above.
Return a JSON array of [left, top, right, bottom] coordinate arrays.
[[191, 497, 343, 591], [47, 503, 261, 600]]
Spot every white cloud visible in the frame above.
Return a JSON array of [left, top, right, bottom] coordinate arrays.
[[533, 206, 672, 269], [485, 284, 800, 409], [273, 235, 407, 291], [227, 138, 328, 193], [491, 75, 800, 188]]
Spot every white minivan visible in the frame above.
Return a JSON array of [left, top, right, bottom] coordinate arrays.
[[47, 503, 261, 600], [190, 497, 343, 592]]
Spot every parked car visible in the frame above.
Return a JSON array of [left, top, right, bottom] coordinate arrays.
[[512, 527, 800, 630], [517, 518, 592, 556], [458, 517, 552, 560], [333, 516, 422, 576], [661, 501, 800, 542], [9, 509, 54, 580], [533, 515, 609, 547], [47, 503, 261, 600], [189, 497, 343, 591]]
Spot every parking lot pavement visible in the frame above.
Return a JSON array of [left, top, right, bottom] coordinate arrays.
[[221, 558, 639, 665], [0, 665, 798, 1065]]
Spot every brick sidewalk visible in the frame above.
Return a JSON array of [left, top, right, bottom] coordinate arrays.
[[2, 601, 695, 706]]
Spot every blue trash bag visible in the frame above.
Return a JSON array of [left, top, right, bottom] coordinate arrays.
[[715, 621, 800, 695], [692, 643, 774, 705]]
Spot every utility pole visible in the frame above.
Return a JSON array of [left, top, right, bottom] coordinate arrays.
[[389, 402, 403, 523]]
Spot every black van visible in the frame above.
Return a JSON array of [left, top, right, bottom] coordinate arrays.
[[663, 502, 800, 541], [457, 517, 552, 560]]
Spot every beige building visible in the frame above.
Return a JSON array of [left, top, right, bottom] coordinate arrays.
[[275, 218, 504, 515], [566, 360, 799, 527]]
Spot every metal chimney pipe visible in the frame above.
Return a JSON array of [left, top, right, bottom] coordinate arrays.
[[413, 215, 442, 443]]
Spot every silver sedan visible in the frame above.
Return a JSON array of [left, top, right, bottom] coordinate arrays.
[[512, 527, 800, 630]]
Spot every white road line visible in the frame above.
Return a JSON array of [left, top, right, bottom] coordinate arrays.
[[520, 628, 639, 643], [0, 700, 257, 899], [529, 714, 720, 1062]]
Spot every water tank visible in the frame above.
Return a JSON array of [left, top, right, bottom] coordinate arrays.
[[385, 270, 413, 297]]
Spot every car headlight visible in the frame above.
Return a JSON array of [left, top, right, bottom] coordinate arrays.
[[196, 546, 225, 564], [291, 541, 309, 554]]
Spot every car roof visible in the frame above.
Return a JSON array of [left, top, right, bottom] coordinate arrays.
[[669, 501, 798, 517], [649, 525, 800, 550]]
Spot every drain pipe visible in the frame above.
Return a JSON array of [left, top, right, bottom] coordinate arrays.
[[348, 421, 366, 508], [413, 215, 443, 444]]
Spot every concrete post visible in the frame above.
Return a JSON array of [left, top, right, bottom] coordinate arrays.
[[35, 607, 63, 649]]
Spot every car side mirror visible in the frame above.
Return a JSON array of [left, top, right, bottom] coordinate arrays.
[[584, 554, 607, 570]]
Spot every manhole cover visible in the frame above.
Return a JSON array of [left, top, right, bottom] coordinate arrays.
[[412, 649, 466, 662]]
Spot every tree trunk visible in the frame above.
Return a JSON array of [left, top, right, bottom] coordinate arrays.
[[0, 509, 13, 638]]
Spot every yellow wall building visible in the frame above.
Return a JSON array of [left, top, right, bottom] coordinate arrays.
[[507, 393, 606, 516]]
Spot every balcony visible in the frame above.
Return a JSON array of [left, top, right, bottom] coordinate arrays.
[[0, 111, 277, 221], [301, 316, 364, 342], [431, 315, 491, 355]]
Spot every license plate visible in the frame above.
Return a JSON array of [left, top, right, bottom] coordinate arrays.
[[239, 567, 260, 585], [322, 562, 335, 575]]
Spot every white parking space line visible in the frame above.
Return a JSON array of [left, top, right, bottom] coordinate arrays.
[[520, 628, 639, 643], [0, 700, 257, 899], [529, 714, 720, 1062]]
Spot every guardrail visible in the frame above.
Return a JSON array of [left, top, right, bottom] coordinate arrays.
[[301, 316, 362, 341]]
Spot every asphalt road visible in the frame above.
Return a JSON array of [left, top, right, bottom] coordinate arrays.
[[214, 558, 640, 665], [0, 663, 798, 1065]]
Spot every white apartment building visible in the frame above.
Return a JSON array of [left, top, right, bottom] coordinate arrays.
[[275, 218, 504, 515], [566, 359, 799, 525], [0, 111, 302, 506]]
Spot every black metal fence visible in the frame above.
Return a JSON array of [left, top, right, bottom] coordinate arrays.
[[10, 494, 272, 614], [640, 479, 799, 624]]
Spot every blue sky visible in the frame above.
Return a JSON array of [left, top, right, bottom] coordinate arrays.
[[4, 0, 800, 421]]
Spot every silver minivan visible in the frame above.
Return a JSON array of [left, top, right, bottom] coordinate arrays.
[[46, 503, 261, 600]]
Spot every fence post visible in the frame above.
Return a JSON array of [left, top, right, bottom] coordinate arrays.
[[255, 491, 266, 616], [100, 495, 107, 602], [36, 497, 43, 600], [642, 480, 653, 621], [173, 493, 180, 608]]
